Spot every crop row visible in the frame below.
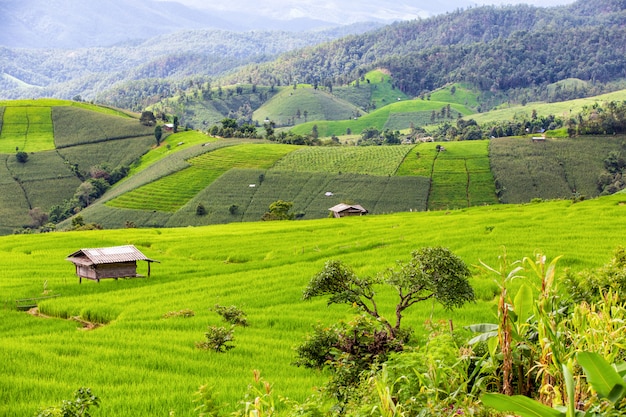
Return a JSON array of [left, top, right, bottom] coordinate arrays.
[[490, 136, 622, 203], [270, 145, 412, 175], [52, 107, 153, 148], [107, 144, 298, 212]]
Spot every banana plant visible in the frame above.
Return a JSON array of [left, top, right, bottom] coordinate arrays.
[[481, 352, 626, 417]]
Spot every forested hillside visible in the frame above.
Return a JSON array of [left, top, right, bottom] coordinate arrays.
[[221, 0, 626, 108], [0, 24, 380, 104]]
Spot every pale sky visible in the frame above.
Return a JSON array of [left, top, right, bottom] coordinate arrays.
[[164, 0, 578, 24]]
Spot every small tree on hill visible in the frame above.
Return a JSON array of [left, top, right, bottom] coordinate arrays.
[[261, 200, 294, 221], [16, 151, 28, 163], [140, 111, 156, 126], [154, 125, 163, 146]]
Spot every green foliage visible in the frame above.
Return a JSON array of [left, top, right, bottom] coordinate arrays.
[[213, 304, 248, 327], [193, 384, 224, 417], [15, 151, 28, 163], [196, 325, 235, 352], [294, 315, 404, 404], [303, 247, 473, 338], [34, 387, 100, 417], [562, 246, 626, 304], [482, 352, 626, 417], [261, 200, 294, 221]]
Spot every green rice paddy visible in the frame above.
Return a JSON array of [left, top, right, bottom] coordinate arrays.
[[2, 192, 626, 416]]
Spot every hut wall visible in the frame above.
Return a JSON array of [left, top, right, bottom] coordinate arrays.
[[94, 261, 138, 279]]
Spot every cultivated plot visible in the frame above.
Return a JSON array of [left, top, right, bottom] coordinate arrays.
[[0, 106, 55, 153]]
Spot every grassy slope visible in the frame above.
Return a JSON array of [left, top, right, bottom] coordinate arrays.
[[288, 99, 474, 137], [333, 69, 411, 110], [2, 193, 626, 416], [253, 86, 363, 127], [469, 89, 626, 124]]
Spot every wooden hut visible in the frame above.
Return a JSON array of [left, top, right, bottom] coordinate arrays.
[[328, 203, 368, 218], [66, 245, 158, 283]]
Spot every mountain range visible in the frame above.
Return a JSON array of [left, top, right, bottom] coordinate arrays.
[[1, 0, 575, 49]]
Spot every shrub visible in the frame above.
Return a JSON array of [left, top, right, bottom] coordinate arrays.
[[213, 304, 248, 327], [34, 387, 100, 417], [163, 309, 195, 318], [16, 151, 28, 163], [196, 325, 235, 352]]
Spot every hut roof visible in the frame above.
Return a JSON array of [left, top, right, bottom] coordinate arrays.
[[66, 245, 157, 266], [328, 203, 368, 213]]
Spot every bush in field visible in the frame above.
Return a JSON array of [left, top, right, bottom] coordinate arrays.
[[261, 200, 294, 221], [196, 325, 235, 352], [34, 387, 100, 417], [16, 151, 28, 163], [213, 304, 248, 327], [196, 203, 207, 216]]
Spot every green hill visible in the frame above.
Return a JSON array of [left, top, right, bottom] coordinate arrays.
[[2, 191, 626, 416], [287, 98, 474, 137], [0, 99, 155, 234], [253, 86, 363, 127]]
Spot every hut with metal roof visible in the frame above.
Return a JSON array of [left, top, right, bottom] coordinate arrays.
[[328, 203, 368, 218], [66, 245, 158, 283]]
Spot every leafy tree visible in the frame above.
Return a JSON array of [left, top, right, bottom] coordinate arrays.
[[139, 111, 156, 126], [196, 203, 207, 216], [154, 125, 163, 146], [261, 200, 294, 221], [15, 151, 28, 163], [298, 248, 473, 404], [303, 247, 474, 339]]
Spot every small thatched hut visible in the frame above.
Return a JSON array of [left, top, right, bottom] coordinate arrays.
[[66, 245, 158, 283], [328, 203, 368, 218]]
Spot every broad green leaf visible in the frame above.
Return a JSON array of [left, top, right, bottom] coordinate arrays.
[[482, 393, 563, 417], [514, 283, 534, 325], [468, 331, 498, 345], [563, 362, 576, 417], [467, 323, 499, 333], [577, 352, 626, 401]]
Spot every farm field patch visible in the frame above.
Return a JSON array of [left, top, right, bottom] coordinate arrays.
[[270, 145, 413, 175], [106, 143, 298, 212], [0, 106, 55, 152]]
